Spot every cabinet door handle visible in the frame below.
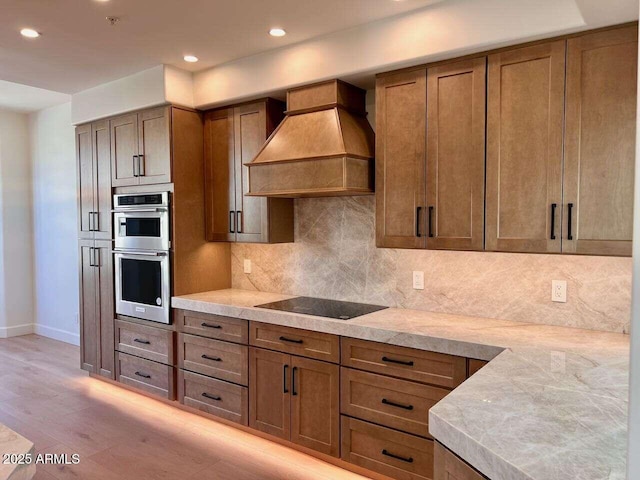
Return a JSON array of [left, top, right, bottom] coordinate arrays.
[[133, 338, 150, 345], [93, 247, 100, 268], [382, 398, 414, 410], [279, 336, 303, 344], [567, 203, 574, 240], [138, 154, 145, 176], [382, 356, 414, 367], [133, 155, 139, 177], [550, 203, 557, 240], [88, 212, 94, 231], [134, 371, 151, 379], [93, 212, 99, 232], [236, 211, 243, 233], [381, 449, 413, 463], [416, 206, 422, 238], [202, 393, 222, 401], [428, 206, 434, 238], [201, 323, 222, 329], [229, 211, 235, 233], [88, 247, 95, 267], [292, 366, 298, 396], [201, 354, 222, 362], [283, 364, 289, 393]]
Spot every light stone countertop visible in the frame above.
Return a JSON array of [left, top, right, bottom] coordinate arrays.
[[172, 288, 630, 480], [0, 424, 35, 480]]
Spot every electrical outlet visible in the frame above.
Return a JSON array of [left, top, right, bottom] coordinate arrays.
[[551, 280, 567, 303], [243, 259, 252, 274], [412, 271, 425, 290]]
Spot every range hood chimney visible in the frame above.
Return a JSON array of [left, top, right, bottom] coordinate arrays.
[[246, 79, 375, 197]]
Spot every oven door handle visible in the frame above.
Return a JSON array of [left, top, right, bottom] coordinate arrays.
[[111, 208, 168, 213], [113, 249, 168, 257]]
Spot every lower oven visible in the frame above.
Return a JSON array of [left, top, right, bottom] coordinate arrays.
[[114, 250, 170, 324]]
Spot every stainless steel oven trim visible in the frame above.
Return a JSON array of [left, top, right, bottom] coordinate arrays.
[[113, 192, 169, 210], [114, 209, 170, 251], [114, 250, 171, 324]]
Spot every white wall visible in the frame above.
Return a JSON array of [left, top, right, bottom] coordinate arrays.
[[0, 109, 35, 338], [29, 103, 79, 345]]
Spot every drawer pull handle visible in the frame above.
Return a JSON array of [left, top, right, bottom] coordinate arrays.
[[134, 371, 151, 379], [279, 336, 303, 344], [201, 354, 222, 362], [382, 356, 414, 367], [382, 449, 414, 463], [201, 323, 222, 329], [382, 398, 414, 410], [202, 393, 222, 401], [134, 338, 150, 345]]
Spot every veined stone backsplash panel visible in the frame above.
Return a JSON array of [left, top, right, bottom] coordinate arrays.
[[231, 196, 632, 333]]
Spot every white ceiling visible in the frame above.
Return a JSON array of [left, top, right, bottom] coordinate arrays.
[[0, 80, 70, 112], [0, 0, 441, 94]]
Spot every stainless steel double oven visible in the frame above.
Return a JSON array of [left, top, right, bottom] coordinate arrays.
[[113, 192, 171, 324]]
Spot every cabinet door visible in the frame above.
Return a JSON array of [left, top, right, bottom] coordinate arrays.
[[138, 106, 172, 185], [427, 58, 486, 251], [249, 348, 290, 440], [204, 108, 236, 241], [376, 69, 427, 249], [290, 357, 340, 457], [94, 240, 115, 379], [486, 41, 565, 253], [110, 113, 139, 187], [76, 124, 94, 239], [234, 102, 270, 243], [79, 239, 97, 373], [563, 26, 638, 256], [92, 120, 112, 241]]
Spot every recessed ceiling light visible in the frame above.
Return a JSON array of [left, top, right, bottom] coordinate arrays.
[[269, 28, 286, 37], [20, 28, 40, 38], [184, 55, 199, 63]]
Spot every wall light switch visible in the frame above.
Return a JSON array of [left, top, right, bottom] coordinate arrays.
[[551, 280, 567, 303], [244, 259, 252, 274], [412, 271, 425, 290]]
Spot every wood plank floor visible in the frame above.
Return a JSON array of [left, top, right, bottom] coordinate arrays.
[[0, 335, 369, 480]]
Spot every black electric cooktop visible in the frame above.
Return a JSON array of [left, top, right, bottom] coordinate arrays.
[[256, 296, 387, 320]]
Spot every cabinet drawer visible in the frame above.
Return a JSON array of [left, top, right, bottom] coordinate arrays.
[[177, 333, 248, 386], [250, 322, 339, 363], [178, 370, 248, 425], [341, 368, 448, 437], [115, 320, 174, 365], [341, 338, 466, 389], [175, 309, 248, 344], [116, 352, 175, 400], [341, 416, 434, 480]]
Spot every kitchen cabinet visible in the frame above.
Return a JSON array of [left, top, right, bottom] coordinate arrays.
[[110, 106, 171, 187], [426, 58, 486, 251], [485, 40, 566, 253], [376, 69, 427, 249], [79, 239, 114, 379], [434, 442, 486, 480], [249, 347, 340, 457], [204, 99, 294, 243], [563, 26, 638, 256], [76, 120, 112, 240]]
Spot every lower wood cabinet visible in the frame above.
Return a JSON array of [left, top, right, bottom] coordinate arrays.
[[178, 333, 249, 386], [115, 352, 175, 400], [434, 442, 486, 480], [249, 347, 340, 457], [341, 416, 434, 480], [115, 319, 174, 365]]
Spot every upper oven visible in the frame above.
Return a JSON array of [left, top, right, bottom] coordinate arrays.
[[113, 192, 170, 251]]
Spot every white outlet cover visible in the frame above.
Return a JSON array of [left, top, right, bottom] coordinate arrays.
[[551, 280, 567, 303], [412, 271, 425, 290], [244, 259, 252, 274]]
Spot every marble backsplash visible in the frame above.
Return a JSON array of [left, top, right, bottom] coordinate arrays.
[[231, 196, 632, 333]]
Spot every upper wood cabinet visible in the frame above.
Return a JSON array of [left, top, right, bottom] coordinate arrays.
[[485, 40, 567, 253], [111, 106, 171, 187], [376, 69, 427, 249], [204, 99, 294, 243], [563, 26, 638, 256], [426, 58, 486, 251], [77, 120, 112, 240]]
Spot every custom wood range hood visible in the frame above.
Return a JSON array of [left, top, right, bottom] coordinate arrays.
[[246, 79, 375, 197]]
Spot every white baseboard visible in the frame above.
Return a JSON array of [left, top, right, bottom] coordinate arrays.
[[0, 323, 35, 338], [34, 324, 80, 346]]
